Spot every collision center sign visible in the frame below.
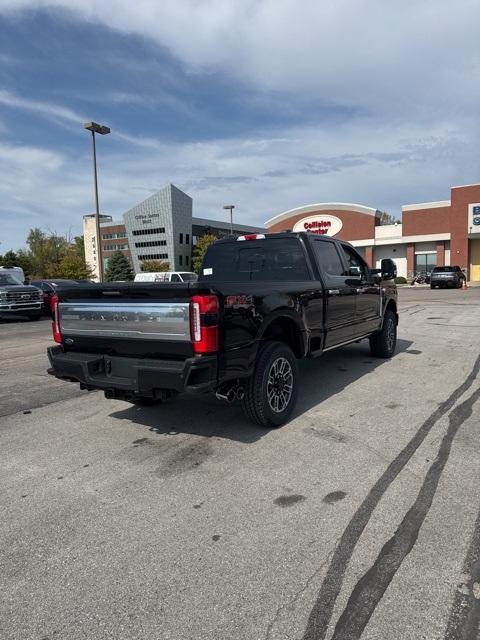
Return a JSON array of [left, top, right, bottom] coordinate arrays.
[[292, 214, 343, 236]]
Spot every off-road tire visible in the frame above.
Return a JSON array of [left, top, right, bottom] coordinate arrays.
[[242, 341, 299, 428], [369, 309, 397, 358]]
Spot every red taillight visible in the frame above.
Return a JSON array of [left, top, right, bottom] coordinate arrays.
[[190, 295, 219, 354], [51, 295, 62, 344]]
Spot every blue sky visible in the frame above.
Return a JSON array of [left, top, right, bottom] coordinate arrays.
[[0, 0, 479, 250]]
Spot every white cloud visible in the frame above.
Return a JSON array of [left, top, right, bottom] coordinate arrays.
[[1, 112, 478, 250], [1, 0, 480, 116], [0, 89, 83, 124]]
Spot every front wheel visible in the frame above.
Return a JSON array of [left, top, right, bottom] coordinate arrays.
[[242, 341, 299, 428], [369, 310, 397, 358]]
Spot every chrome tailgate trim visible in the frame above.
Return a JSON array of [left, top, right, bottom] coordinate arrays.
[[59, 302, 191, 341]]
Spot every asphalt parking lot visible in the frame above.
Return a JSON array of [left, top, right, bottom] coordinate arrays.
[[1, 287, 480, 640]]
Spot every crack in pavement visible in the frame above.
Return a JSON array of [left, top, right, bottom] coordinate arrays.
[[265, 536, 341, 640]]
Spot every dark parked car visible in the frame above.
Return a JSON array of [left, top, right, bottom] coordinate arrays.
[[30, 279, 87, 313], [430, 266, 466, 289], [47, 232, 398, 428]]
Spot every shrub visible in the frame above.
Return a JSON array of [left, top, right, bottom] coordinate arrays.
[[394, 276, 407, 284]]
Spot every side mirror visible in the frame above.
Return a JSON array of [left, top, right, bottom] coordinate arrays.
[[381, 258, 397, 280], [349, 266, 361, 277]]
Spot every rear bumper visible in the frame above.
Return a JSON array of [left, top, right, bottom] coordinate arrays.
[[47, 346, 217, 397], [430, 278, 458, 286]]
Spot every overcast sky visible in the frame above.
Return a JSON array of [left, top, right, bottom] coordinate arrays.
[[0, 0, 479, 250]]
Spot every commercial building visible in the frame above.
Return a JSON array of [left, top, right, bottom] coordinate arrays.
[[83, 183, 263, 279], [265, 183, 480, 281]]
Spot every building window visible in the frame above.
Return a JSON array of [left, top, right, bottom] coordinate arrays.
[[185, 255, 189, 266], [132, 227, 165, 236], [138, 253, 168, 260], [134, 240, 167, 248], [104, 243, 128, 251], [186, 234, 190, 245], [102, 232, 127, 240], [415, 253, 436, 275], [179, 255, 183, 266], [179, 233, 183, 244]]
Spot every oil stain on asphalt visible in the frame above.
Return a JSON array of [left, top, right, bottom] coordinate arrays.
[[157, 439, 213, 478], [274, 495, 306, 507], [323, 491, 346, 504]]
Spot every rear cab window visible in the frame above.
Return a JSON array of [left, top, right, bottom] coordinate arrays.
[[433, 267, 455, 273], [200, 237, 311, 282]]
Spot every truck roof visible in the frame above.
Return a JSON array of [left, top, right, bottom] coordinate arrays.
[[214, 231, 350, 245]]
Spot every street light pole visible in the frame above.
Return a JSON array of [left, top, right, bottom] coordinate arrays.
[[84, 121, 110, 282], [223, 204, 235, 236]]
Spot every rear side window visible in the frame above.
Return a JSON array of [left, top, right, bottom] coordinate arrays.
[[200, 238, 310, 281], [312, 240, 344, 276]]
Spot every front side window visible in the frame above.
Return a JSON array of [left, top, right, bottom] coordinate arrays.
[[341, 245, 367, 277], [171, 274, 181, 282]]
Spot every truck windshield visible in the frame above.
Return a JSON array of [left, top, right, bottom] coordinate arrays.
[[179, 273, 198, 282], [200, 238, 310, 282], [0, 274, 22, 285]]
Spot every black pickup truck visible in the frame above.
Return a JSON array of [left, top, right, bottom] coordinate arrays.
[[48, 232, 398, 427]]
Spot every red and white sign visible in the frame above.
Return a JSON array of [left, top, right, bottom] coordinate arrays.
[[293, 214, 343, 236]]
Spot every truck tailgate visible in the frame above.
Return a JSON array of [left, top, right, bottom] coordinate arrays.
[[59, 300, 191, 341], [54, 282, 212, 359]]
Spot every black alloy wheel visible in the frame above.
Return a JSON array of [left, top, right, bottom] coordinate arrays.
[[242, 341, 299, 428], [369, 309, 397, 358]]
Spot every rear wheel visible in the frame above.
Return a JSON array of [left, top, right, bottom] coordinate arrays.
[[242, 341, 298, 428], [369, 309, 397, 358]]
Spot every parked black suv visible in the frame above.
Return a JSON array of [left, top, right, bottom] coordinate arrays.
[[47, 233, 398, 428], [430, 266, 466, 289]]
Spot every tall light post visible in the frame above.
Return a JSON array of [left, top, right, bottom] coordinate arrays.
[[223, 204, 235, 236], [84, 121, 110, 282]]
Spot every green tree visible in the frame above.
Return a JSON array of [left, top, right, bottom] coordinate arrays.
[[192, 234, 218, 274], [141, 260, 170, 272], [0, 250, 19, 267], [26, 227, 69, 276], [104, 251, 134, 282], [48, 248, 94, 280], [378, 211, 399, 225]]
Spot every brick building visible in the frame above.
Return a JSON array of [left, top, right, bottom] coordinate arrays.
[[264, 183, 480, 281]]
